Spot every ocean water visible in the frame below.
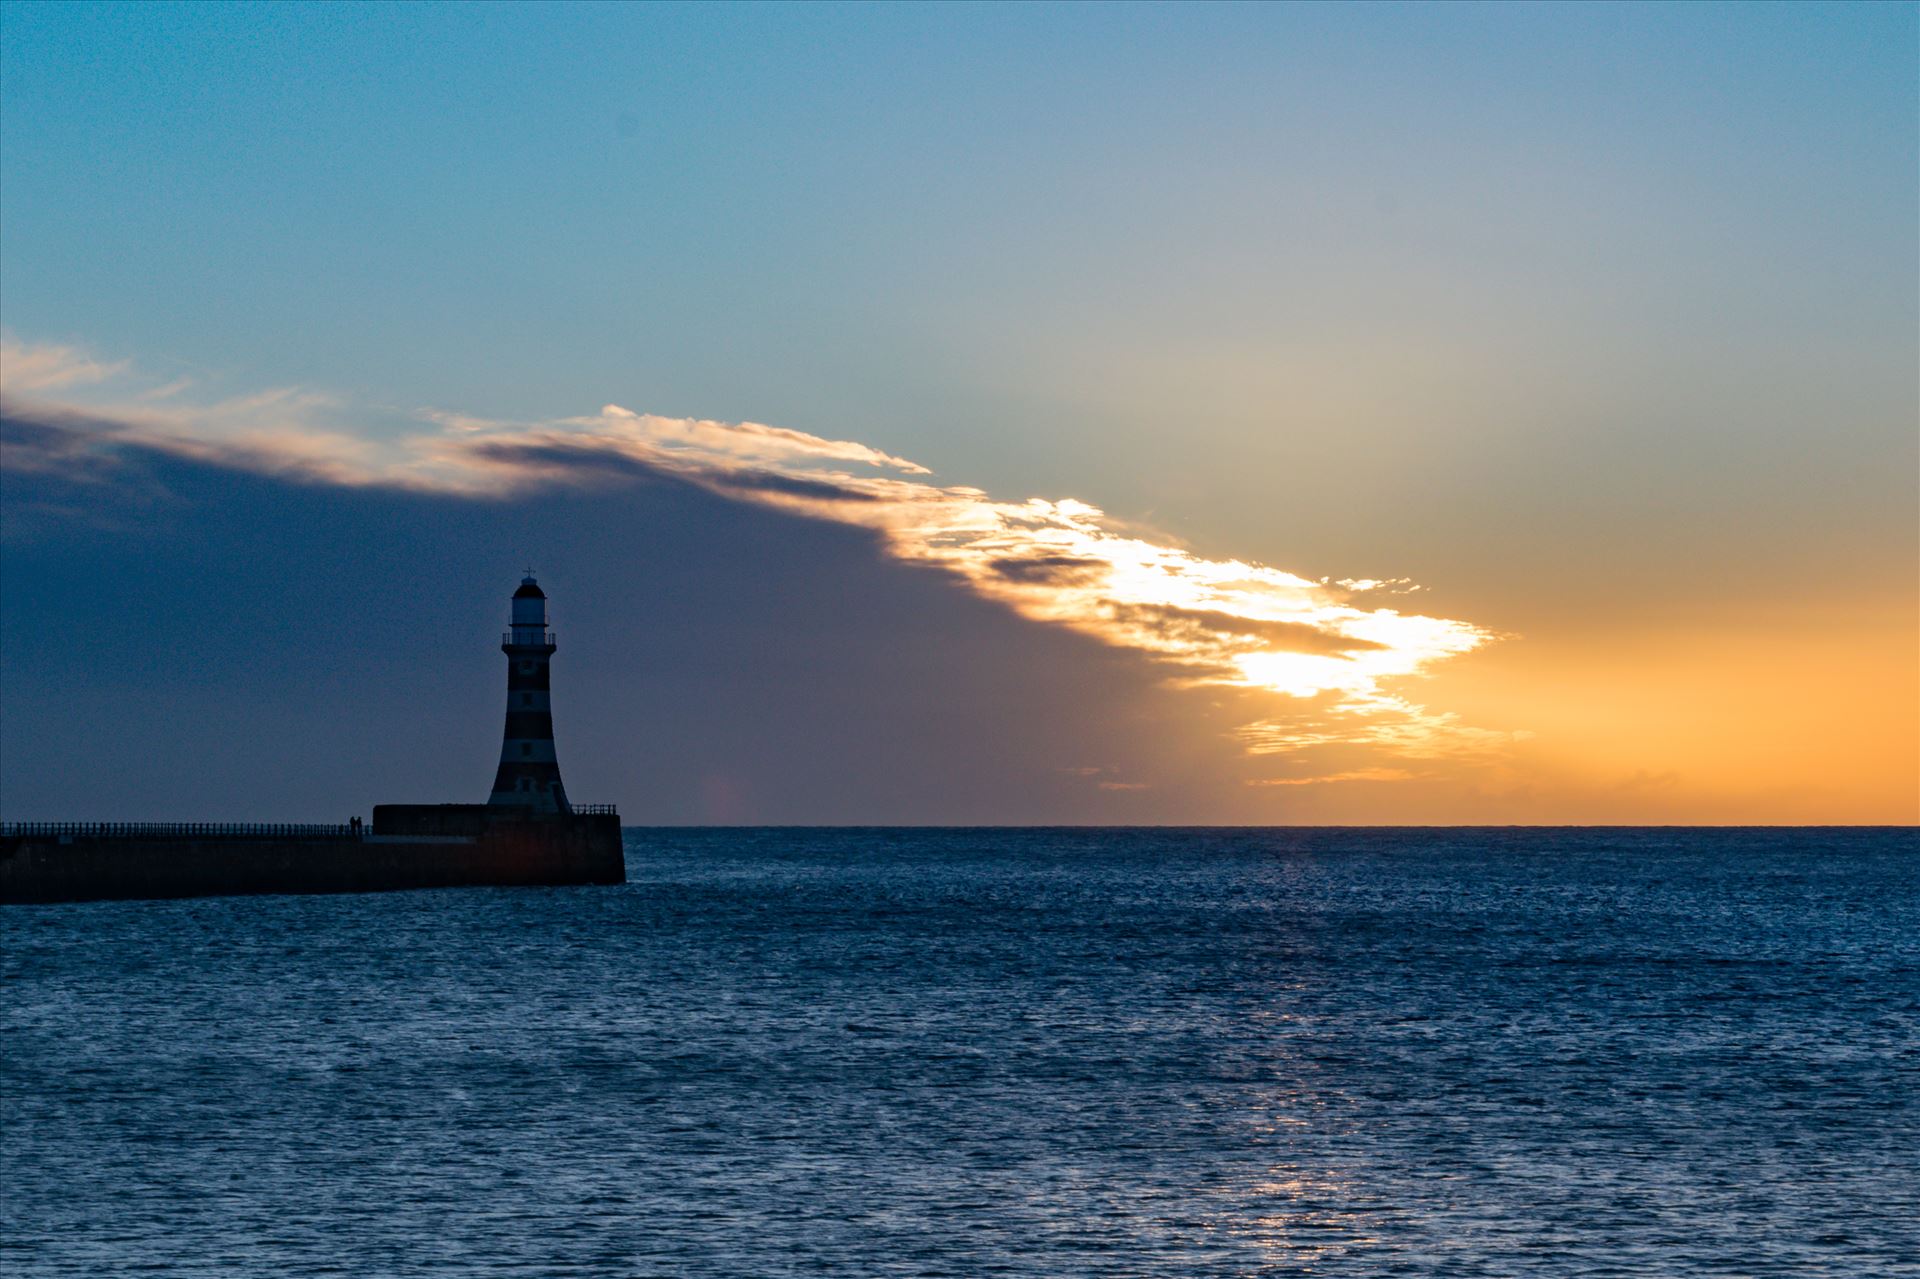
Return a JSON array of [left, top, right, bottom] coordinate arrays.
[[2, 827, 1916, 1278]]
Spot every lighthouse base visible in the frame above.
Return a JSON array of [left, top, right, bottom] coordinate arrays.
[[0, 807, 624, 905]]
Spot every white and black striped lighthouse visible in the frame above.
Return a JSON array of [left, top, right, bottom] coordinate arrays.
[[488, 574, 571, 813]]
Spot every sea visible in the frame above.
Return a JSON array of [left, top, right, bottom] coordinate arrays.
[[3, 827, 1916, 1277]]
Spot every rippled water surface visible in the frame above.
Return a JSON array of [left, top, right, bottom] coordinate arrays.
[[4, 828, 1917, 1276]]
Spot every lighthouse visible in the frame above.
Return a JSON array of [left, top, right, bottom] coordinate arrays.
[[488, 574, 572, 813], [3, 570, 625, 903]]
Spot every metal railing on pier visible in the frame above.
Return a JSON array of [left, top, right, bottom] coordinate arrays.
[[1, 822, 363, 840], [571, 804, 619, 815]]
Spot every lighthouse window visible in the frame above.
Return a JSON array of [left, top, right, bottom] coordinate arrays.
[[521, 693, 532, 707], [519, 660, 535, 674], [521, 743, 532, 757]]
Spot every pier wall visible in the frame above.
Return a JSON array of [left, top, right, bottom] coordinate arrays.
[[0, 811, 624, 904]]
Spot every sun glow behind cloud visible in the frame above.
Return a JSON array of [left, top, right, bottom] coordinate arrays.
[[490, 405, 1496, 718], [1, 337, 1500, 765]]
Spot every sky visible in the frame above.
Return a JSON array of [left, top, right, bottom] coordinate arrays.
[[2, 1, 1914, 823]]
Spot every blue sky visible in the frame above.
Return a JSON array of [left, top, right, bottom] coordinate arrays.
[[5, 4, 1910, 565], [3, 3, 1914, 821]]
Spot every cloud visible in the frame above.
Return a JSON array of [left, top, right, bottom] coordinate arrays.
[[0, 335, 129, 394], [705, 469, 889, 504], [987, 554, 1110, 584], [0, 411, 193, 537], [606, 442, 1492, 710], [1247, 768, 1418, 786], [0, 411, 117, 479], [2, 336, 1508, 762], [0, 346, 393, 490], [1110, 603, 1389, 658], [592, 404, 931, 475], [1235, 696, 1525, 760]]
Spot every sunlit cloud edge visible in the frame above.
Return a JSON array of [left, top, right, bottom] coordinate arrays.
[[1, 335, 1511, 768]]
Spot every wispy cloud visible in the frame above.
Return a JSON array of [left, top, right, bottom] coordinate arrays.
[[0, 335, 129, 394], [1235, 695, 1525, 761], [1, 337, 1509, 762], [1247, 768, 1418, 786]]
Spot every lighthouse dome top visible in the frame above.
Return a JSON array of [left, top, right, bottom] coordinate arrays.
[[513, 576, 546, 600]]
